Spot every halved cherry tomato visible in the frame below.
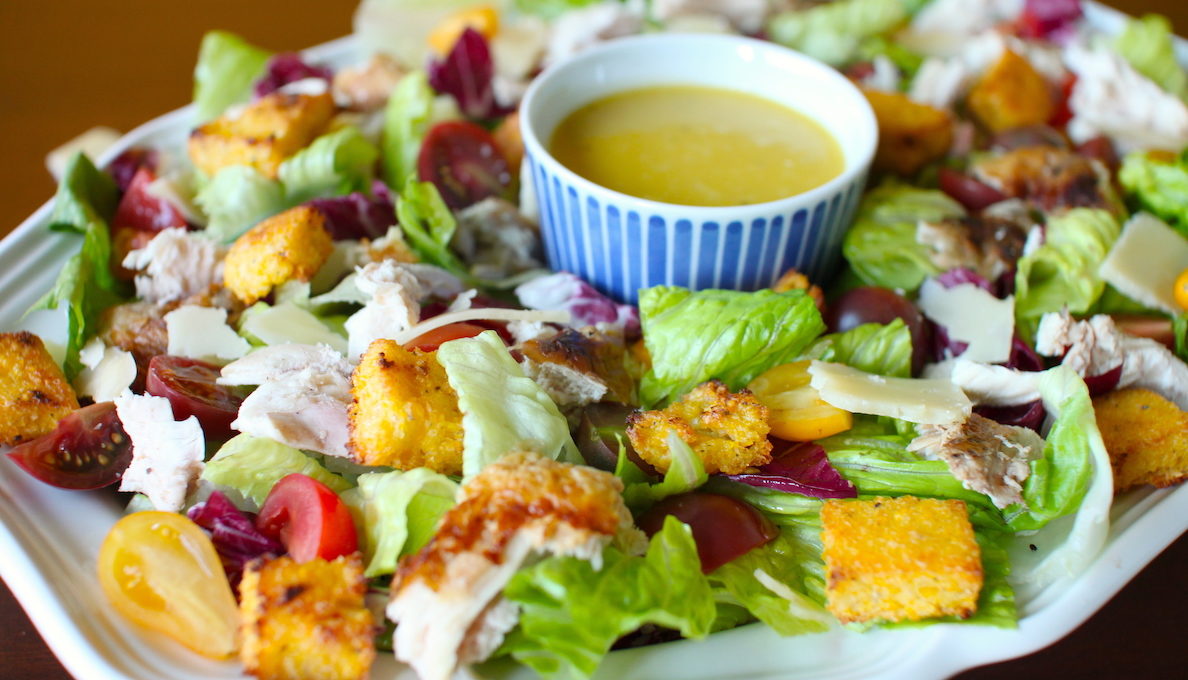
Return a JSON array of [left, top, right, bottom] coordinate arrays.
[[748, 361, 853, 442], [256, 473, 358, 563], [403, 322, 486, 351], [825, 286, 931, 375], [637, 493, 777, 573], [145, 356, 243, 441], [418, 120, 512, 210], [111, 166, 188, 232], [97, 512, 239, 658], [7, 402, 131, 489], [1175, 269, 1188, 310]]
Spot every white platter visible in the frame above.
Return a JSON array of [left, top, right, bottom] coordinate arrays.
[[3, 5, 1187, 679]]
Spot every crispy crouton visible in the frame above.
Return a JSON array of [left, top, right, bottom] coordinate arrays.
[[0, 332, 78, 445], [223, 205, 334, 305], [966, 50, 1054, 134], [821, 496, 983, 624], [627, 380, 772, 475], [189, 91, 335, 179], [348, 339, 464, 475], [1093, 387, 1188, 491], [772, 269, 825, 310], [239, 554, 375, 680], [863, 88, 953, 176]]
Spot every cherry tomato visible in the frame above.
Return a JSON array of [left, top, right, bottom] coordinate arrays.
[[403, 322, 486, 351], [937, 167, 1008, 212], [145, 356, 243, 441], [7, 402, 131, 489], [747, 361, 853, 441], [418, 120, 512, 210], [824, 286, 931, 376], [256, 473, 358, 563], [1048, 72, 1077, 129], [637, 492, 778, 573], [106, 147, 158, 192], [1175, 269, 1188, 311], [97, 512, 239, 659], [111, 167, 188, 232]]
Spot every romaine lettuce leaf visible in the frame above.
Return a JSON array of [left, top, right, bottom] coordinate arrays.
[[1118, 150, 1188, 236], [1014, 208, 1121, 320], [1175, 313, 1188, 361], [192, 30, 272, 123], [1114, 13, 1188, 101], [805, 319, 912, 377], [767, 0, 915, 67], [436, 330, 578, 477], [196, 165, 287, 243], [47, 152, 120, 237], [382, 70, 433, 189], [395, 179, 474, 283], [279, 126, 379, 204], [501, 516, 715, 680], [342, 468, 458, 577], [842, 182, 964, 293], [638, 287, 825, 407], [202, 434, 353, 508]]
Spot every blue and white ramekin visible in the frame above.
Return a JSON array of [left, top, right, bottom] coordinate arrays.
[[519, 33, 877, 304]]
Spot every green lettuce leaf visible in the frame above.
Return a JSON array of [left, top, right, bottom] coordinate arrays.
[[1175, 313, 1188, 361], [382, 70, 433, 189], [395, 179, 474, 283], [502, 516, 716, 680], [1118, 150, 1188, 236], [621, 432, 708, 511], [842, 182, 965, 293], [767, 0, 914, 67], [805, 319, 912, 377], [342, 468, 458, 577], [515, 0, 603, 19], [638, 287, 825, 407], [279, 126, 379, 204], [237, 300, 349, 354], [192, 30, 272, 123], [196, 165, 287, 243], [202, 434, 352, 508], [1015, 208, 1121, 320], [436, 330, 578, 477], [47, 152, 119, 237], [1114, 14, 1188, 101]]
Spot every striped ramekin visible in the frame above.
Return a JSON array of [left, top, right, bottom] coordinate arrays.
[[520, 34, 877, 304]]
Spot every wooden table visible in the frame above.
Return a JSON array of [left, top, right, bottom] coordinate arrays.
[[0, 1, 1184, 678]]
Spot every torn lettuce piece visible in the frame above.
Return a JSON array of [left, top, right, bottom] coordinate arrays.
[[237, 300, 349, 355], [638, 287, 825, 408], [196, 165, 287, 243], [1014, 208, 1121, 320], [342, 468, 458, 577], [396, 179, 474, 284], [805, 319, 912, 377], [767, 0, 916, 67], [48, 152, 120, 238], [620, 432, 708, 511], [1118, 150, 1188, 236], [279, 126, 379, 204], [192, 30, 272, 123], [201, 433, 352, 509], [1114, 13, 1188, 101], [381, 70, 433, 189]]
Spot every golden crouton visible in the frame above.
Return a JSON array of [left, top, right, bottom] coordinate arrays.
[[223, 205, 334, 304], [348, 339, 464, 475], [627, 380, 772, 475], [966, 50, 1054, 134], [0, 332, 78, 445], [239, 554, 375, 680], [189, 91, 335, 179], [772, 269, 825, 311], [863, 89, 954, 177], [821, 496, 983, 624], [1093, 388, 1188, 491]]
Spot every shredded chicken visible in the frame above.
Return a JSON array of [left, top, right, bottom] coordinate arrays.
[[452, 198, 544, 280], [940, 358, 1042, 406], [122, 228, 227, 304], [114, 393, 205, 512], [651, 0, 770, 33], [344, 261, 465, 359], [332, 53, 407, 112], [908, 413, 1044, 509], [546, 0, 645, 65]]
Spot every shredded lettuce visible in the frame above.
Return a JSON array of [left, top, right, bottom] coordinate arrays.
[[842, 183, 964, 293], [395, 179, 474, 283], [192, 30, 272, 123], [805, 319, 912, 377], [202, 434, 353, 508], [1014, 208, 1121, 320], [196, 165, 287, 243], [767, 0, 915, 67], [381, 70, 434, 189], [501, 516, 715, 680], [342, 468, 458, 577], [638, 287, 825, 407], [279, 126, 379, 204], [1118, 150, 1188, 236], [1114, 14, 1188, 101], [436, 331, 578, 478]]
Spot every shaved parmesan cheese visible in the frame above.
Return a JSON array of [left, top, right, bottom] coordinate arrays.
[[240, 303, 349, 355], [165, 305, 251, 364], [808, 361, 972, 425], [391, 308, 570, 346], [918, 279, 1014, 363], [1099, 212, 1188, 315], [74, 338, 136, 402]]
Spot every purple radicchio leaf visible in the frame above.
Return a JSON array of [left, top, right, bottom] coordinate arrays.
[[515, 271, 641, 337], [105, 147, 159, 193], [253, 52, 334, 98], [187, 490, 282, 589], [426, 28, 510, 120], [1083, 362, 1123, 396], [974, 400, 1047, 432], [308, 180, 397, 241], [935, 267, 994, 292], [1019, 0, 1083, 44], [722, 441, 857, 499]]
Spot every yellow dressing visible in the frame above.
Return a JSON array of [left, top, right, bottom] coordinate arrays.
[[549, 85, 845, 207]]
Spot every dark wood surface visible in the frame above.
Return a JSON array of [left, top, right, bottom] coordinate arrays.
[[0, 1, 1184, 678]]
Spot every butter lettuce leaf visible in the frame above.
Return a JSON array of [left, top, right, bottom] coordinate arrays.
[[202, 434, 352, 508], [1114, 14, 1188, 101], [342, 468, 458, 577], [280, 126, 379, 204], [1118, 150, 1188, 236], [192, 30, 272, 123], [638, 287, 825, 407], [1015, 208, 1121, 320]]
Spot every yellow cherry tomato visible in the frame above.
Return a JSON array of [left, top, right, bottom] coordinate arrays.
[[427, 5, 499, 56], [97, 512, 239, 659], [747, 361, 853, 441], [1174, 268, 1188, 310]]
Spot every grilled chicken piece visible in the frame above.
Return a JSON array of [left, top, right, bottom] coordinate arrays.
[[971, 146, 1120, 214], [517, 327, 634, 411], [387, 452, 634, 680], [916, 211, 1031, 281]]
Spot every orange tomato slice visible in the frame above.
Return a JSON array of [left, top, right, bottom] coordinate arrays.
[[427, 5, 499, 56], [748, 361, 853, 441], [1174, 268, 1188, 311]]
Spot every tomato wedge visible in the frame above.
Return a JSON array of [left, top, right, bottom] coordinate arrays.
[[418, 120, 512, 210], [7, 402, 132, 489], [748, 361, 853, 442], [403, 322, 486, 351], [637, 493, 777, 573], [145, 356, 243, 441], [256, 473, 358, 563], [112, 166, 188, 232]]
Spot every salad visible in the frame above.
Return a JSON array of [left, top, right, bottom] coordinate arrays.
[[2, 1, 1188, 680]]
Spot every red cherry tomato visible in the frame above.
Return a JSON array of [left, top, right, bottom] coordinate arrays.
[[937, 167, 1008, 212], [824, 286, 931, 376], [112, 167, 188, 232], [1048, 72, 1077, 129], [637, 492, 777, 573], [256, 473, 358, 563], [145, 356, 243, 441], [403, 322, 487, 351], [417, 120, 512, 210], [7, 402, 132, 489]]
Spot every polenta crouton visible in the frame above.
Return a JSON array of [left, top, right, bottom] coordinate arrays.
[[821, 496, 983, 624], [772, 269, 825, 310], [1093, 387, 1188, 491], [863, 88, 953, 176], [189, 91, 335, 179], [0, 332, 78, 445], [966, 50, 1054, 134], [239, 554, 375, 680], [627, 379, 772, 475], [223, 205, 334, 305], [348, 339, 464, 475]]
